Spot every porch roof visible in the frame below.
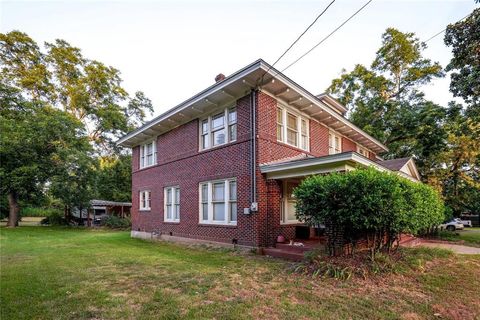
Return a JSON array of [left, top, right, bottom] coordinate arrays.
[[259, 152, 419, 181]]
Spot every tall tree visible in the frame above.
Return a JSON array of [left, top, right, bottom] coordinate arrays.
[[327, 28, 445, 178], [444, 8, 480, 118], [0, 85, 88, 226], [1, 31, 153, 151]]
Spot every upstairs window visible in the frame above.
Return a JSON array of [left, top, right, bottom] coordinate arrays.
[[200, 107, 237, 150], [164, 186, 180, 222], [140, 141, 157, 169], [329, 132, 342, 155], [139, 191, 151, 211], [277, 105, 309, 151], [199, 179, 237, 225], [357, 146, 369, 157]]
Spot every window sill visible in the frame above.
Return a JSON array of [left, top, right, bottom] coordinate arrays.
[[276, 140, 309, 153], [164, 220, 180, 224], [198, 223, 237, 228], [139, 209, 151, 212], [198, 140, 237, 153], [280, 221, 303, 225]]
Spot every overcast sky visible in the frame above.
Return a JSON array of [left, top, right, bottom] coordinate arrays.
[[1, 0, 477, 117]]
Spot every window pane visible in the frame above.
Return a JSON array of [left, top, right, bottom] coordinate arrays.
[[335, 137, 340, 152], [301, 135, 307, 150], [287, 129, 297, 145], [212, 113, 225, 129], [230, 202, 237, 222], [229, 108, 237, 124], [167, 205, 172, 219], [146, 143, 153, 154], [229, 181, 237, 200], [213, 203, 225, 221], [229, 124, 237, 141], [175, 188, 180, 204], [174, 205, 180, 219], [202, 134, 209, 149], [166, 189, 172, 204], [213, 183, 224, 201], [202, 203, 208, 220], [277, 124, 283, 141], [301, 119, 307, 135], [287, 113, 297, 130], [213, 129, 225, 146], [202, 119, 208, 134], [276, 108, 283, 123], [201, 184, 208, 202]]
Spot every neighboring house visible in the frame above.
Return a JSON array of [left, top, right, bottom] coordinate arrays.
[[117, 59, 420, 248], [72, 199, 132, 225]]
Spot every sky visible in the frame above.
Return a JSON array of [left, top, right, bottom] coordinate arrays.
[[1, 0, 477, 117]]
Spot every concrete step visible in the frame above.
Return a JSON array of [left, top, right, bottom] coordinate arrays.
[[263, 248, 304, 261]]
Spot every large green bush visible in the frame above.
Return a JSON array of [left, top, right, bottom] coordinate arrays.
[[101, 216, 131, 229], [293, 168, 444, 257]]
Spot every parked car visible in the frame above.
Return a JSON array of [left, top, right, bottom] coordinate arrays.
[[455, 218, 472, 227], [439, 219, 464, 231]]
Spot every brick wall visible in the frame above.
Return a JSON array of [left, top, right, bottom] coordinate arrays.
[[342, 136, 356, 153], [131, 94, 257, 246]]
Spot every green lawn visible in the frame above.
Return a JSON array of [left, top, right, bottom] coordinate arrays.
[[437, 227, 480, 247], [1, 227, 479, 319]]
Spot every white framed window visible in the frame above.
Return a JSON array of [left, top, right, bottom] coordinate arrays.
[[140, 140, 157, 169], [282, 181, 300, 224], [199, 179, 237, 225], [329, 132, 342, 155], [199, 107, 237, 150], [276, 104, 309, 151], [139, 190, 151, 211], [357, 145, 369, 157], [164, 186, 180, 222]]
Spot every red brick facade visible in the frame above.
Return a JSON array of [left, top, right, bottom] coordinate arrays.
[[131, 91, 377, 247]]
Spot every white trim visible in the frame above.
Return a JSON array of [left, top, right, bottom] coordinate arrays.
[[199, 178, 237, 226], [199, 106, 237, 151], [117, 59, 388, 154], [281, 180, 301, 224], [139, 140, 157, 169], [328, 131, 342, 155], [164, 186, 180, 222], [357, 145, 369, 158], [139, 190, 151, 211], [276, 103, 309, 151]]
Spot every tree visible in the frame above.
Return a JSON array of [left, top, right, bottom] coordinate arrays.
[[95, 155, 132, 202], [327, 28, 444, 159], [1, 31, 153, 151], [0, 85, 88, 226], [444, 8, 480, 117]]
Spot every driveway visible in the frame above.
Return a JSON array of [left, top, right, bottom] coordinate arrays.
[[417, 240, 480, 254]]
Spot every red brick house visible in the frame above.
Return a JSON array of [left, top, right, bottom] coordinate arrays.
[[117, 59, 420, 249]]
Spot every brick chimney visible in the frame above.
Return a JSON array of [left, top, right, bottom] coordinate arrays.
[[215, 73, 226, 82]]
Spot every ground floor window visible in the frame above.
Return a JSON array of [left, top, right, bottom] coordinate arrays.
[[199, 179, 237, 225], [281, 181, 300, 224], [164, 186, 180, 222], [139, 190, 151, 211]]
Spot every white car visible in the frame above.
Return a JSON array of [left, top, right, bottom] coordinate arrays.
[[440, 219, 464, 231], [455, 218, 472, 227]]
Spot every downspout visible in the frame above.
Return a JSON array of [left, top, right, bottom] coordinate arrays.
[[251, 89, 257, 205]]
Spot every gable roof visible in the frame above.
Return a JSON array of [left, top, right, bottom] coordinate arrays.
[[380, 157, 412, 171], [380, 157, 421, 180], [116, 59, 388, 154]]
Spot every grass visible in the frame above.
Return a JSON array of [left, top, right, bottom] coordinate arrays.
[[436, 227, 480, 247], [1, 227, 480, 319]]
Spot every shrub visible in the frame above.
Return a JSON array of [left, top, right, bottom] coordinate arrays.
[[101, 216, 131, 229], [294, 168, 445, 257], [21, 207, 62, 217], [40, 210, 69, 226]]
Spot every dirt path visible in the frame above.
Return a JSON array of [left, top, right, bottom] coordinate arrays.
[[417, 241, 480, 254]]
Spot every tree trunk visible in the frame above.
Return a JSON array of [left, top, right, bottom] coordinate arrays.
[[7, 192, 20, 227]]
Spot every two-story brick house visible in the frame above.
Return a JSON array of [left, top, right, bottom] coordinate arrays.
[[117, 59, 420, 249]]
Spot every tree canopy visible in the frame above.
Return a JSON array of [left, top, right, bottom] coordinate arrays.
[[0, 31, 151, 225]]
